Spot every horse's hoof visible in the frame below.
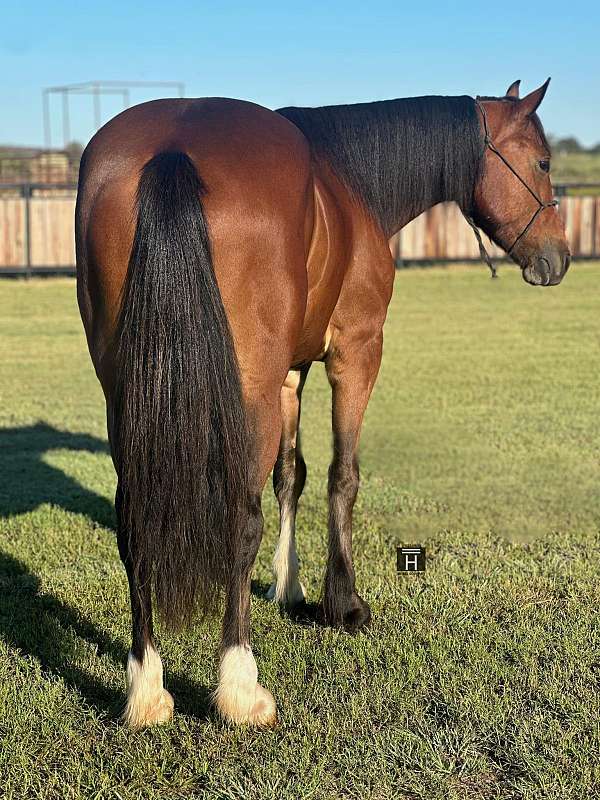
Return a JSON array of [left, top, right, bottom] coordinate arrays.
[[265, 582, 276, 601], [266, 579, 306, 607], [122, 688, 174, 729], [215, 682, 277, 728], [122, 647, 174, 729], [214, 645, 277, 727], [322, 593, 371, 633], [342, 595, 372, 633]]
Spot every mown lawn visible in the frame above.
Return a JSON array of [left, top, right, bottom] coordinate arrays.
[[0, 264, 598, 799]]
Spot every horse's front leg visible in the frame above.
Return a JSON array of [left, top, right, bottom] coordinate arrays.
[[267, 366, 310, 607], [323, 333, 383, 632]]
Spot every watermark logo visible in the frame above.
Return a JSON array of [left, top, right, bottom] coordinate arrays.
[[397, 546, 426, 573]]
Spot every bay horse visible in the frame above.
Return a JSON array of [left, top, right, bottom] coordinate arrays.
[[75, 78, 570, 729]]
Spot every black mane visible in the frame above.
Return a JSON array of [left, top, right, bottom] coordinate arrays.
[[278, 95, 484, 236]]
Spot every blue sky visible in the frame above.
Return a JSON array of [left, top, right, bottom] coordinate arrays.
[[1, 1, 599, 148]]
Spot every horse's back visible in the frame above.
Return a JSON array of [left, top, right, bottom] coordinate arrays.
[[79, 97, 311, 188]]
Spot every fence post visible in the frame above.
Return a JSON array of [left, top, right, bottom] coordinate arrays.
[[591, 196, 598, 258], [23, 184, 32, 278]]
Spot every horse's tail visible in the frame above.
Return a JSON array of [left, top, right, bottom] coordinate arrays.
[[113, 151, 249, 629]]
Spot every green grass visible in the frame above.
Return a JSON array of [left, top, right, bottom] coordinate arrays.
[[553, 151, 600, 185], [0, 265, 599, 799]]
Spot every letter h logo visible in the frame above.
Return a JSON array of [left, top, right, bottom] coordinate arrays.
[[397, 546, 426, 573]]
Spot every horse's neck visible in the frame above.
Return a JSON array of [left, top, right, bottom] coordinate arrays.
[[278, 96, 482, 238]]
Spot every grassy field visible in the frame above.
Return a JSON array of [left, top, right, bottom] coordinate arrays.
[[0, 264, 599, 799], [553, 151, 600, 185]]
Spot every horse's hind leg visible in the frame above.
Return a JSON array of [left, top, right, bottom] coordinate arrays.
[[115, 481, 174, 728], [267, 366, 310, 606], [214, 394, 283, 726]]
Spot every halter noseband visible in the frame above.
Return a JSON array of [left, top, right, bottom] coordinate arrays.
[[463, 98, 558, 278]]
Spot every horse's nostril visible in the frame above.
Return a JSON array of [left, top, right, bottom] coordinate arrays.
[[538, 257, 551, 285]]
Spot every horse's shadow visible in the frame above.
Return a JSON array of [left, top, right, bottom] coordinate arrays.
[[0, 422, 210, 721], [0, 421, 114, 527], [250, 579, 323, 626]]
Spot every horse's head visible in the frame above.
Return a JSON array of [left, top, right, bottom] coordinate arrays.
[[472, 79, 570, 286]]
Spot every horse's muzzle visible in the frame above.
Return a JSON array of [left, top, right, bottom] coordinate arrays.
[[522, 249, 571, 286]]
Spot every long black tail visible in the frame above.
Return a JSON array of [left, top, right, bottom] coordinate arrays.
[[114, 151, 249, 629]]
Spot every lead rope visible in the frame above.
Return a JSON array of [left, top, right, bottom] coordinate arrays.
[[462, 211, 498, 278], [465, 98, 558, 279]]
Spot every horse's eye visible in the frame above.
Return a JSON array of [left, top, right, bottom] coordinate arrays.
[[538, 159, 550, 173]]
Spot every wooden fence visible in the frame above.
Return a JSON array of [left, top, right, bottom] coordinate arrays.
[[1, 184, 599, 273], [390, 193, 600, 262], [0, 185, 77, 273]]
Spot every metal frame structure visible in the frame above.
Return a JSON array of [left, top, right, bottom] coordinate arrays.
[[42, 81, 185, 148]]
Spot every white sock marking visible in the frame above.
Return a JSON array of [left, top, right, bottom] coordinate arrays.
[[122, 644, 173, 728], [214, 645, 276, 726], [269, 506, 305, 605]]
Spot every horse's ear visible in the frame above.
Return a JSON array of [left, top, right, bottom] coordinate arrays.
[[505, 79, 521, 98], [518, 78, 551, 116]]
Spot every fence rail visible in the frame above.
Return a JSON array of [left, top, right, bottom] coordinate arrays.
[[1, 183, 599, 275]]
